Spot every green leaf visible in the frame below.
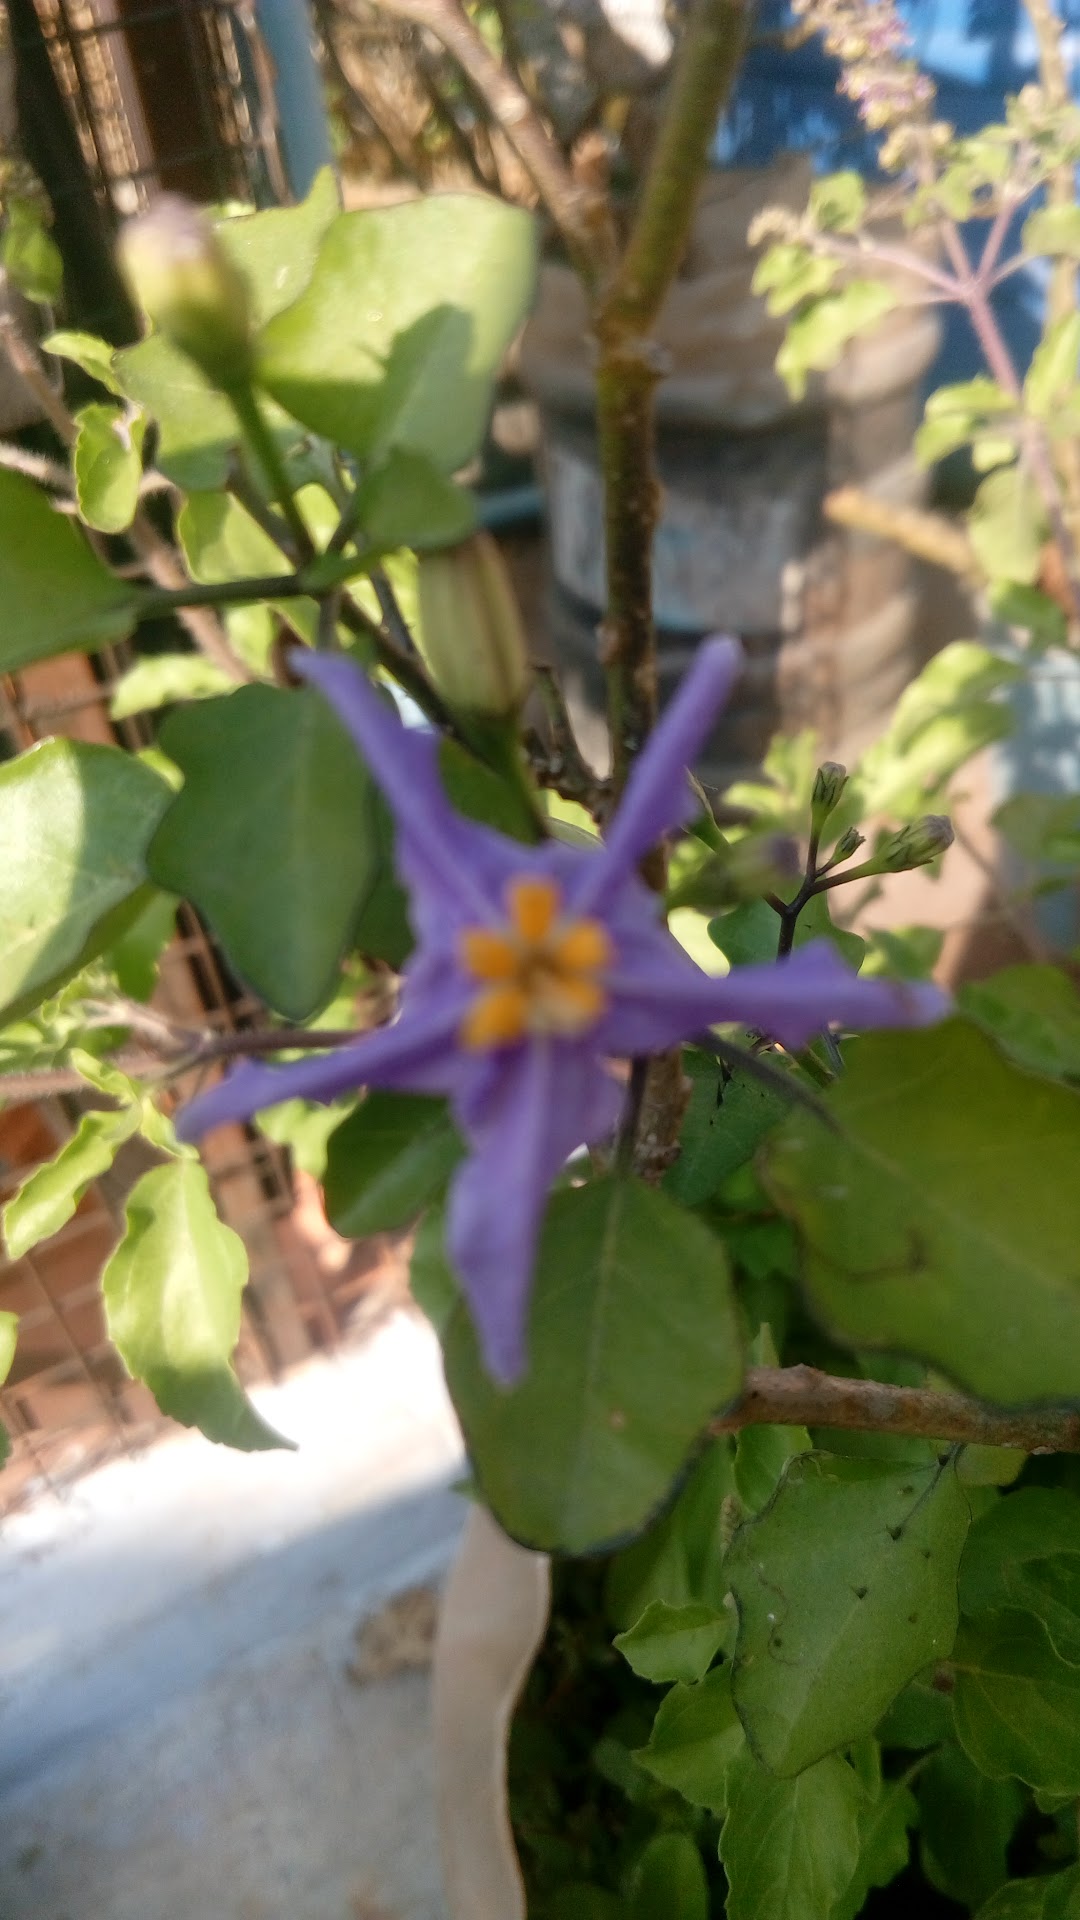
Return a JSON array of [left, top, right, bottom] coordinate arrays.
[[3, 199, 62, 303], [874, 1672, 955, 1750], [918, 1742, 1024, 1910], [840, 640, 1019, 828], [257, 195, 536, 471], [627, 1833, 708, 1920], [0, 1309, 16, 1466], [633, 1666, 745, 1811], [752, 243, 839, 316], [974, 1867, 1080, 1919], [1025, 313, 1080, 418], [113, 333, 237, 490], [438, 1177, 744, 1553], [614, 1599, 733, 1686], [952, 1609, 1080, 1795], [664, 1048, 795, 1209], [776, 279, 895, 400], [0, 739, 172, 1021], [102, 1160, 289, 1450], [969, 465, 1048, 586], [3, 1106, 139, 1260], [995, 791, 1080, 866], [720, 1750, 865, 1920], [215, 168, 340, 325], [353, 449, 476, 550], [1023, 203, 1080, 259], [766, 1021, 1080, 1404], [176, 488, 316, 637], [0, 1310, 17, 1383], [915, 377, 1015, 466], [73, 402, 146, 534], [960, 1486, 1080, 1663], [708, 894, 865, 972], [832, 1773, 918, 1920], [110, 652, 235, 719], [150, 685, 377, 1020], [44, 328, 123, 396], [604, 1439, 736, 1629], [104, 890, 177, 1001], [809, 171, 867, 233], [959, 964, 1080, 1080], [733, 1322, 811, 1514], [726, 1451, 969, 1775], [988, 581, 1068, 645], [0, 467, 142, 668], [256, 1095, 352, 1182], [322, 1091, 463, 1238]]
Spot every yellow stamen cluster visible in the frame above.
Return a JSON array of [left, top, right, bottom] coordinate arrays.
[[458, 875, 613, 1051]]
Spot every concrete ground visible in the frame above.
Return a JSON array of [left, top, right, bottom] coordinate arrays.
[[0, 1312, 466, 1920]]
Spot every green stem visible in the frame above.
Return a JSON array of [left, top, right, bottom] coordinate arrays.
[[593, 0, 753, 804], [229, 384, 315, 564]]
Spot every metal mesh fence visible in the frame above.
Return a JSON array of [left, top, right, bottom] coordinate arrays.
[[0, 647, 401, 1515]]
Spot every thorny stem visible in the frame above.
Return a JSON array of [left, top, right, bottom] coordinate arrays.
[[712, 1363, 1080, 1455]]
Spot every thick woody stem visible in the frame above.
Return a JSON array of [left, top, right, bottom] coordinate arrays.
[[712, 1363, 1080, 1453]]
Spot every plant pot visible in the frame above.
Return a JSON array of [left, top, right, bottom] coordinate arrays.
[[432, 1505, 550, 1920], [519, 155, 942, 782]]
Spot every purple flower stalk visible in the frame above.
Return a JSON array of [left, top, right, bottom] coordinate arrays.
[[180, 638, 945, 1383]]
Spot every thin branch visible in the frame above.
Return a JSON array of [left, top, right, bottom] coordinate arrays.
[[336, 598, 460, 733], [712, 1363, 1080, 1454], [369, 0, 615, 285], [529, 660, 609, 814], [824, 485, 978, 579], [371, 566, 419, 655]]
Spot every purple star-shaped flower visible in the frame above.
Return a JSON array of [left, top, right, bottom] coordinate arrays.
[[180, 637, 945, 1381]]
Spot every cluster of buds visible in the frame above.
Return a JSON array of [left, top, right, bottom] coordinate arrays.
[[792, 0, 937, 162]]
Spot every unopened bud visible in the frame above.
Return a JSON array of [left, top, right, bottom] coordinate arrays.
[[875, 814, 955, 873], [416, 531, 529, 720], [811, 761, 848, 831], [831, 826, 865, 864], [119, 196, 253, 390]]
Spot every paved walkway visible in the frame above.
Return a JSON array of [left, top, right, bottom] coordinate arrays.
[[0, 1313, 465, 1920]]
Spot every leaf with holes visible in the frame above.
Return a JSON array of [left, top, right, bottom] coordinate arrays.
[[726, 1452, 969, 1775]]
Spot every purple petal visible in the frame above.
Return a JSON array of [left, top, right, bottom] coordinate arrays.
[[177, 992, 466, 1140], [603, 937, 947, 1055], [447, 1040, 623, 1383], [576, 636, 742, 912], [292, 649, 506, 923]]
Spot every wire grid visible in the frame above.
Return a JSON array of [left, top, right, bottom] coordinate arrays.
[[26, 0, 285, 217], [0, 642, 380, 1515]]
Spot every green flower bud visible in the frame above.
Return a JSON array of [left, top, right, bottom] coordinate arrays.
[[416, 531, 529, 721], [811, 760, 848, 832], [831, 826, 865, 864], [119, 196, 253, 391], [874, 814, 955, 873]]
